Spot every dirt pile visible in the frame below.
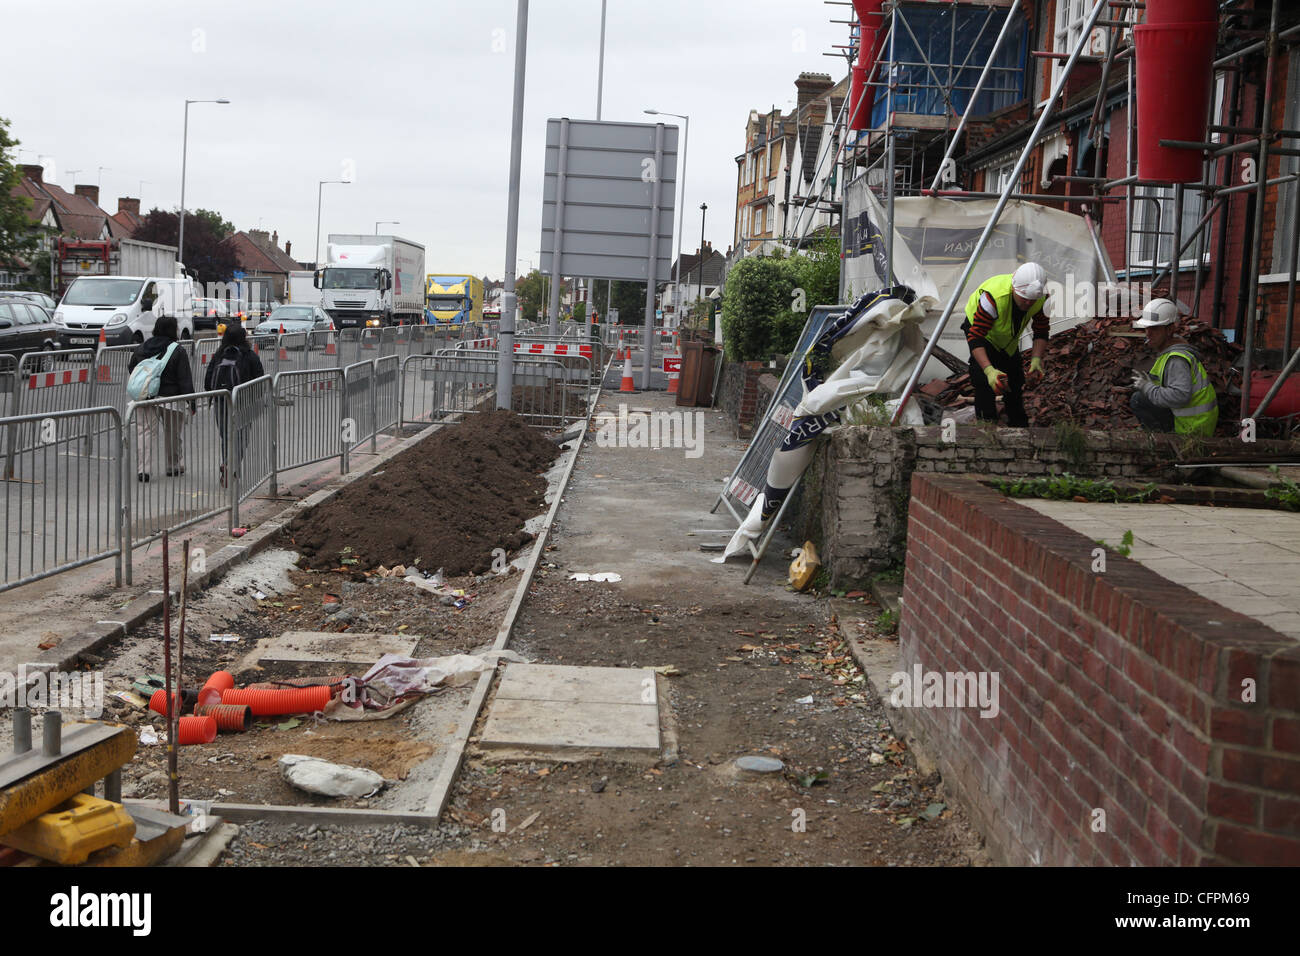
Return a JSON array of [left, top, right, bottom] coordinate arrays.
[[926, 317, 1241, 432], [288, 410, 561, 575]]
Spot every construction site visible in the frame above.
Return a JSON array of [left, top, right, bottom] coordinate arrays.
[[0, 0, 1295, 926]]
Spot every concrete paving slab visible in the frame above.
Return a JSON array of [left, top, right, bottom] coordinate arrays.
[[480, 699, 661, 751], [495, 663, 653, 705], [255, 631, 420, 669]]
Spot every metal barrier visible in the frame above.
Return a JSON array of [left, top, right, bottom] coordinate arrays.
[[4, 350, 96, 457], [192, 338, 221, 385], [278, 331, 310, 372], [374, 355, 400, 438], [399, 352, 583, 429], [123, 388, 232, 581], [231, 375, 275, 527], [0, 354, 18, 419], [343, 360, 376, 466], [271, 368, 343, 495], [1, 406, 123, 594], [91, 345, 135, 419], [359, 328, 384, 357]]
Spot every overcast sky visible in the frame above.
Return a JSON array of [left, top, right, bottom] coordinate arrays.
[[4, 0, 845, 279]]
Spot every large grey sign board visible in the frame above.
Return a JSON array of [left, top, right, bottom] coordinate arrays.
[[540, 119, 678, 283]]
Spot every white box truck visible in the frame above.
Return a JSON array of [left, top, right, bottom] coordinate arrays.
[[287, 270, 322, 308], [317, 235, 425, 328]]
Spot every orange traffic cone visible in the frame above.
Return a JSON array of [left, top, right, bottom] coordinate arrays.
[[619, 347, 636, 393], [667, 358, 679, 394], [97, 326, 107, 350], [324, 336, 337, 356], [277, 323, 289, 361]]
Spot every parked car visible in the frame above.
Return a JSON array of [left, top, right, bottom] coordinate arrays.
[[53, 275, 194, 347], [193, 297, 231, 331], [251, 306, 334, 349], [0, 300, 60, 364], [0, 291, 58, 311]]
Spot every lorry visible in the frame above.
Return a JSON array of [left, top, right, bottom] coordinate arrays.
[[424, 273, 482, 325], [54, 237, 177, 298], [316, 234, 425, 328], [287, 270, 323, 308]]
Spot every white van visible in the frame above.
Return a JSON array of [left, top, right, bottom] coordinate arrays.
[[54, 275, 195, 348]]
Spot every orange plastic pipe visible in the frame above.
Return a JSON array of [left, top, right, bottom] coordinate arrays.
[[219, 685, 331, 716], [177, 715, 217, 745], [198, 671, 235, 707]]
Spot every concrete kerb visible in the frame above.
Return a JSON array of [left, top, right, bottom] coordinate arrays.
[[43, 419, 447, 675]]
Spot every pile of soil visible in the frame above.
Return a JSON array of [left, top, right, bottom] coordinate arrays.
[[289, 410, 561, 575], [926, 317, 1241, 433]]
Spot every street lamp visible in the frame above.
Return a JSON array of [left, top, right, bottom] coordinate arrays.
[[375, 220, 399, 235], [644, 109, 689, 328], [177, 98, 230, 275], [97, 166, 110, 187], [315, 179, 350, 267], [698, 202, 708, 318]]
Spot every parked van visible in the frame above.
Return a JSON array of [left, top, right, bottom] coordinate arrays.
[[54, 275, 195, 348]]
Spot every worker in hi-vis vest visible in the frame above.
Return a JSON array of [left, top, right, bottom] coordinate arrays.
[[1129, 298, 1218, 437], [962, 262, 1050, 427]]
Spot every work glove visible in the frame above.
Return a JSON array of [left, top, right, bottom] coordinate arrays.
[[1129, 369, 1153, 394], [1026, 356, 1045, 387], [984, 365, 1009, 396]]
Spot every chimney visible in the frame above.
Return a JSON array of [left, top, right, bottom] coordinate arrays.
[[75, 184, 100, 205], [284, 240, 292, 257], [795, 72, 834, 114], [117, 197, 140, 217], [271, 230, 279, 249], [249, 229, 270, 249], [21, 164, 43, 185]]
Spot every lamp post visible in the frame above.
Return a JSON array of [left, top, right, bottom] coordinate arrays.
[[97, 166, 110, 187], [315, 179, 350, 267], [698, 202, 708, 319], [644, 109, 688, 328], [374, 220, 399, 235], [178, 98, 230, 274]]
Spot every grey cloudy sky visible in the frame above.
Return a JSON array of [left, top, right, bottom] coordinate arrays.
[[5, 0, 845, 279]]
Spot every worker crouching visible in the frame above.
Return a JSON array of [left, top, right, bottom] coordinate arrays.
[[963, 262, 1050, 427], [1129, 298, 1219, 438]]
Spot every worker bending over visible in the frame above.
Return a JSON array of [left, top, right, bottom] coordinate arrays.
[[963, 262, 1050, 427], [1129, 298, 1218, 437]]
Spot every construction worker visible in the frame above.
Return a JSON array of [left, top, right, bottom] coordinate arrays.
[[1129, 298, 1218, 437], [963, 262, 1050, 427]]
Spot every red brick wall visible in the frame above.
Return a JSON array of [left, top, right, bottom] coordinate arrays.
[[897, 473, 1300, 865]]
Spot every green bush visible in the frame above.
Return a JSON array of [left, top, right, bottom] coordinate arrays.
[[720, 256, 795, 361]]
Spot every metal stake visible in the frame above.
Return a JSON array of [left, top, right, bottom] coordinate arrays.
[[13, 707, 31, 754], [42, 710, 61, 757]]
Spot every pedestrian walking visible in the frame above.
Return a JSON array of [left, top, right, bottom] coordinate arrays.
[[204, 323, 265, 486], [128, 315, 195, 481]]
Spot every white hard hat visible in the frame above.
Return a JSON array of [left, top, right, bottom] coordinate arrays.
[[1133, 298, 1180, 328], [1011, 262, 1046, 299]]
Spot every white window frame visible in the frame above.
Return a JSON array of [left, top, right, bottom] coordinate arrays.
[[1130, 185, 1209, 270], [1049, 0, 1100, 97], [1270, 48, 1300, 276]]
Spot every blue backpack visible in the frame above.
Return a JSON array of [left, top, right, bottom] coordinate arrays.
[[126, 342, 179, 401]]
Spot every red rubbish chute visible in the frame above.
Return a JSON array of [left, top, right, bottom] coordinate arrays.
[[849, 0, 885, 132], [1134, 0, 1221, 182]]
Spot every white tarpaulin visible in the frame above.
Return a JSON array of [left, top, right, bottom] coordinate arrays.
[[843, 183, 1117, 372]]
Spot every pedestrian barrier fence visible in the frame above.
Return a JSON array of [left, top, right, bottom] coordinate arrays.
[[1, 406, 123, 593], [230, 375, 275, 527], [270, 369, 343, 496], [0, 354, 19, 419], [343, 360, 376, 464], [399, 352, 588, 429]]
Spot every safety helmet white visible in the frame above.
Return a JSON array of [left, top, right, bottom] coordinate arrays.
[[1011, 262, 1047, 299], [1133, 298, 1180, 328]]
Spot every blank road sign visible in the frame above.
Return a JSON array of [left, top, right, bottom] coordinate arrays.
[[540, 119, 679, 284]]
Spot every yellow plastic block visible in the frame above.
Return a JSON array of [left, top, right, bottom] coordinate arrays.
[[0, 793, 136, 865], [788, 541, 821, 592]]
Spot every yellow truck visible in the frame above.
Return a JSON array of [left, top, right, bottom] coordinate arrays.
[[424, 273, 482, 325]]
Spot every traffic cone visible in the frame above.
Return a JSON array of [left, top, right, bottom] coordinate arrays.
[[277, 323, 289, 361], [324, 335, 337, 356], [619, 347, 636, 392], [95, 327, 110, 382], [667, 359, 679, 395], [97, 326, 106, 350]]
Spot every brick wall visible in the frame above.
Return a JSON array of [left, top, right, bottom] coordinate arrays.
[[798, 424, 1203, 587], [897, 473, 1300, 865], [717, 359, 772, 437]]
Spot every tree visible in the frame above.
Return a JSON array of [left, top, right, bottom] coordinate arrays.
[[192, 208, 234, 239], [608, 280, 647, 325], [133, 208, 238, 287], [0, 116, 39, 279], [720, 256, 797, 361], [570, 301, 586, 323]]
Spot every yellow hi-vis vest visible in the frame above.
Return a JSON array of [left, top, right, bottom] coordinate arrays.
[[1150, 345, 1219, 437], [964, 273, 1046, 356]]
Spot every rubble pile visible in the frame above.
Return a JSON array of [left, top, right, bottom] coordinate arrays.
[[924, 317, 1241, 432]]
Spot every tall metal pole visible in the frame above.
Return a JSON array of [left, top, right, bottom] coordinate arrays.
[[178, 101, 190, 273], [645, 110, 689, 329], [698, 202, 708, 311], [891, 0, 1109, 423], [884, 4, 897, 276], [497, 0, 529, 408], [597, 0, 607, 119], [641, 123, 666, 389], [548, 118, 570, 336], [315, 180, 348, 268], [1240, 0, 1280, 420]]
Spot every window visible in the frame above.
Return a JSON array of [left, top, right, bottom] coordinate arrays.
[[1131, 185, 1208, 267], [1052, 0, 1094, 90], [987, 158, 1017, 194]]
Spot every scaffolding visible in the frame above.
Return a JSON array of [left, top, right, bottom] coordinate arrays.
[[809, 0, 1300, 431]]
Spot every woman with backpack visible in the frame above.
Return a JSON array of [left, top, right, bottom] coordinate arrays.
[[128, 315, 195, 481], [204, 324, 265, 486]]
